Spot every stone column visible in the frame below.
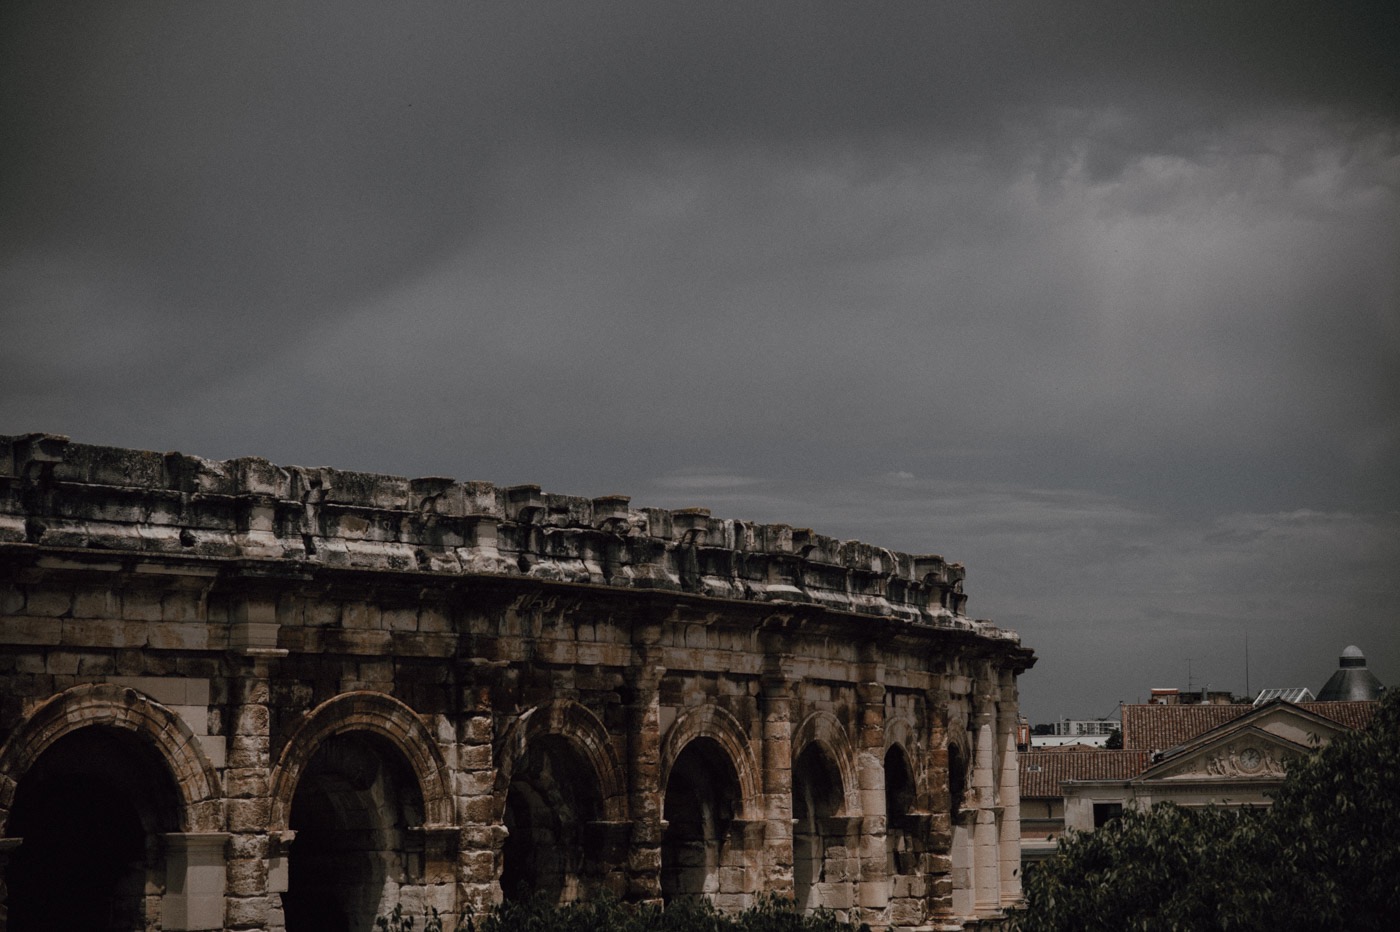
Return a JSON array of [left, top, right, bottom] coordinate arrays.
[[625, 621, 665, 902], [458, 660, 507, 915], [224, 646, 284, 931], [854, 644, 888, 926], [971, 696, 1000, 916], [997, 675, 1024, 907], [760, 637, 795, 897]]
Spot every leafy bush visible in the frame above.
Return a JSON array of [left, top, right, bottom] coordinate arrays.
[[1014, 688, 1400, 931], [381, 894, 867, 932]]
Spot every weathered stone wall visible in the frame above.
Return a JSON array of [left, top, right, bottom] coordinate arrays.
[[0, 434, 1034, 931]]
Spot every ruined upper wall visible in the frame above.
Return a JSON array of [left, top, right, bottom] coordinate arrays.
[[0, 434, 1020, 641]]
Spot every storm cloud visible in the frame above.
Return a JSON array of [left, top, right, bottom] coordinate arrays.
[[3, 1, 1396, 718]]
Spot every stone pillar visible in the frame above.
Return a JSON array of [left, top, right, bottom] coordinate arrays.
[[972, 697, 1000, 916], [224, 647, 284, 931], [855, 645, 888, 926], [625, 621, 665, 902], [760, 638, 795, 897], [162, 832, 231, 931], [997, 675, 1024, 907], [459, 660, 506, 914]]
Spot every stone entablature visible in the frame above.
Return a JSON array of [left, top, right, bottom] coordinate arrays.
[[0, 434, 992, 634], [0, 434, 1034, 932]]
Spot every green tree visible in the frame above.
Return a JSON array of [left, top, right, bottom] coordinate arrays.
[[1014, 689, 1399, 931]]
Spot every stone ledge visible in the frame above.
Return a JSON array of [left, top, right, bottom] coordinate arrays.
[[0, 434, 1021, 644]]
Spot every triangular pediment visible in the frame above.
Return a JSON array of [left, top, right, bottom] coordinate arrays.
[[1135, 701, 1345, 784], [1138, 725, 1305, 782]]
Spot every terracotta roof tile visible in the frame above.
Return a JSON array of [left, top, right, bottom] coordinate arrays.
[[1019, 750, 1149, 798], [1120, 700, 1380, 755], [1299, 700, 1380, 731], [1120, 704, 1250, 752]]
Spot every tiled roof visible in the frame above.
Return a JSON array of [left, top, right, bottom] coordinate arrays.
[[1300, 700, 1380, 731], [1120, 704, 1250, 752], [1019, 750, 1150, 798], [1120, 700, 1381, 754]]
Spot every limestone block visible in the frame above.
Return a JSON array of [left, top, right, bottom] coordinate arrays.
[[225, 856, 268, 891], [305, 601, 341, 627], [170, 703, 210, 733], [25, 589, 73, 617], [0, 616, 60, 645], [59, 618, 144, 648], [162, 592, 203, 623], [228, 735, 270, 769], [76, 652, 116, 675], [224, 770, 268, 799], [461, 849, 497, 884], [227, 834, 271, 861], [383, 607, 419, 632], [45, 651, 80, 675], [150, 622, 212, 651], [224, 894, 276, 930], [121, 590, 164, 622], [197, 734, 227, 769], [227, 798, 272, 832], [461, 795, 496, 822]]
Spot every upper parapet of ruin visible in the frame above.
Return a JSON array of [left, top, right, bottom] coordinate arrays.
[[0, 433, 1020, 639]]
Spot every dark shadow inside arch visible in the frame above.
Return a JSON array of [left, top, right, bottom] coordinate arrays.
[[500, 735, 604, 905], [947, 743, 966, 822], [885, 745, 916, 875], [6, 728, 180, 932], [661, 737, 742, 903], [283, 732, 425, 932], [792, 743, 843, 914]]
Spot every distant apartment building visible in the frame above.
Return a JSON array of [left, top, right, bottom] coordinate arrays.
[[1030, 717, 1119, 749]]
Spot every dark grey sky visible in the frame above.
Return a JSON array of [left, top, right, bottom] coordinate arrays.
[[3, 2, 1396, 720]]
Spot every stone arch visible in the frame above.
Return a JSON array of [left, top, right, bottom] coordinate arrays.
[[0, 683, 225, 931], [790, 709, 859, 814], [0, 682, 222, 835], [495, 699, 627, 904], [269, 690, 453, 831], [944, 728, 971, 819], [790, 710, 861, 914], [658, 705, 762, 904], [493, 699, 626, 821], [659, 704, 762, 821], [271, 692, 455, 932]]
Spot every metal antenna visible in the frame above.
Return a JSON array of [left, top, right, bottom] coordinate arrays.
[[1245, 630, 1251, 700]]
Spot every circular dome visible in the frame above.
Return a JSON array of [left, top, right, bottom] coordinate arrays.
[[1340, 646, 1366, 668]]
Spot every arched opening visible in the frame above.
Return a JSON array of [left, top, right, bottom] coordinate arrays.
[[885, 744, 916, 875], [792, 743, 844, 913], [500, 735, 604, 905], [661, 737, 742, 903], [947, 743, 966, 821], [946, 741, 973, 916], [283, 732, 425, 932], [6, 727, 180, 932]]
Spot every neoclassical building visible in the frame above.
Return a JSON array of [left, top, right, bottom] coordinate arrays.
[[0, 434, 1034, 931]]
